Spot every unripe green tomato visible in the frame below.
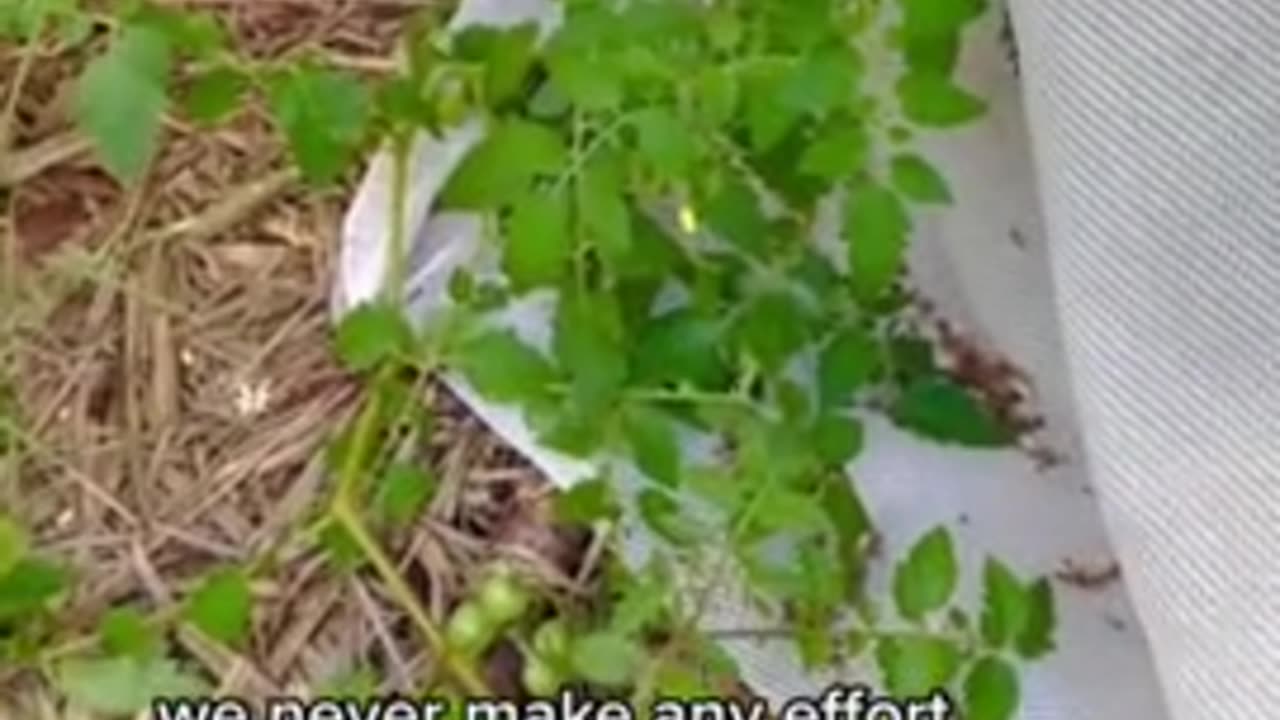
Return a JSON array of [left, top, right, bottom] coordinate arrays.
[[478, 573, 532, 625], [532, 618, 569, 660], [445, 601, 492, 653], [521, 655, 561, 697]]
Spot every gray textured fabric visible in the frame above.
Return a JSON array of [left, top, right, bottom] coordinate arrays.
[[1014, 0, 1280, 717]]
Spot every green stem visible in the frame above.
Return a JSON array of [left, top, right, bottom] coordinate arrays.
[[330, 365, 490, 696]]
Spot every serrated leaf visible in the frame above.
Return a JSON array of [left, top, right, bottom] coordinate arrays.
[[546, 41, 623, 111], [0, 557, 67, 622], [901, 0, 988, 36], [897, 72, 987, 127], [182, 66, 246, 126], [1016, 578, 1056, 659], [703, 177, 770, 257], [130, 6, 226, 61], [875, 634, 962, 696], [621, 403, 681, 487], [893, 526, 957, 621], [374, 463, 437, 528], [633, 308, 729, 390], [454, 22, 540, 106], [555, 477, 619, 524], [571, 632, 641, 686], [799, 122, 869, 181], [577, 161, 633, 265], [504, 190, 572, 291], [553, 290, 628, 418], [732, 291, 814, 372], [979, 558, 1026, 648], [892, 375, 1014, 446], [817, 327, 880, 408], [57, 655, 207, 716], [964, 656, 1020, 720], [891, 153, 953, 204], [812, 413, 865, 466], [694, 67, 739, 125], [333, 302, 413, 373], [74, 23, 172, 184], [453, 329, 556, 405], [266, 66, 371, 185], [903, 29, 961, 76], [844, 182, 910, 301], [100, 607, 162, 660], [779, 45, 862, 117], [752, 486, 829, 536], [0, 515, 28, 577], [183, 567, 251, 648], [632, 106, 698, 180]]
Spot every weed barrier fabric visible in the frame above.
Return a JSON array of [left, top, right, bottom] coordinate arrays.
[[326, 0, 1243, 717]]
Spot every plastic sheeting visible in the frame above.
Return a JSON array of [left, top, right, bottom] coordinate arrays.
[[328, 1, 1226, 717]]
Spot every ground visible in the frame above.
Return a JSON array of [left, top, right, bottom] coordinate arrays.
[[1, 2, 592, 710]]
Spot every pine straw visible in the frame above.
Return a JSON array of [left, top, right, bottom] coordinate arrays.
[[1, 1, 595, 711]]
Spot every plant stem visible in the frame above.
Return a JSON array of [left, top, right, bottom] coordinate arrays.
[[330, 365, 490, 696]]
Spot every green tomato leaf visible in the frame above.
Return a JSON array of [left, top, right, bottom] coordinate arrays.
[[504, 190, 573, 291], [891, 153, 953, 204], [553, 290, 628, 418], [892, 526, 958, 621], [732, 291, 814, 373], [266, 65, 371, 185], [333, 301, 414, 373], [0, 515, 28, 577], [454, 22, 540, 106], [633, 308, 730, 391], [817, 327, 880, 408], [979, 557, 1027, 649], [779, 45, 862, 117], [875, 633, 963, 697], [693, 67, 739, 126], [577, 160, 633, 266], [74, 23, 172, 184], [1016, 577, 1057, 659], [183, 567, 251, 648], [375, 463, 437, 528], [546, 40, 624, 111], [632, 106, 698, 180], [621, 403, 681, 488], [844, 182, 910, 301], [0, 557, 67, 622], [897, 72, 987, 127], [964, 656, 1020, 720], [901, 0, 988, 36], [555, 477, 620, 524], [571, 632, 642, 686], [100, 607, 163, 661], [812, 413, 865, 467], [703, 176, 771, 258], [442, 119, 567, 209], [892, 375, 1015, 446], [799, 122, 869, 181], [453, 329, 556, 406], [182, 66, 247, 126], [903, 29, 961, 76], [57, 655, 207, 716]]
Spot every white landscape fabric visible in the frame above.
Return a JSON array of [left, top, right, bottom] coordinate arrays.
[[333, 0, 1280, 717]]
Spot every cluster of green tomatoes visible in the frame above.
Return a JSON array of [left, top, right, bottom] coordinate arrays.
[[444, 564, 573, 696]]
